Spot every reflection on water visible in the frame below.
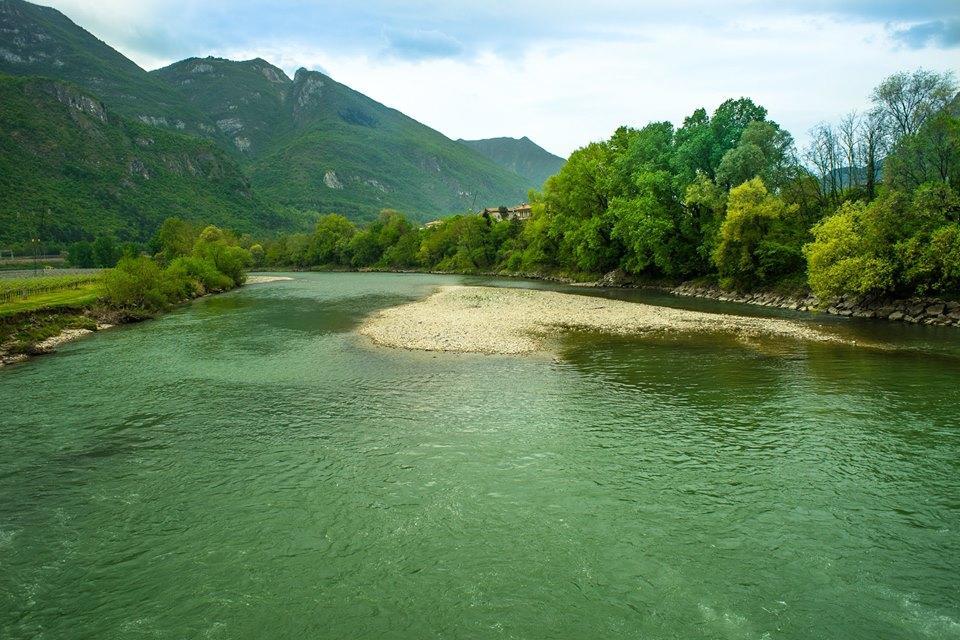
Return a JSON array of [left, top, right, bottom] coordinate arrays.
[[1, 272, 958, 639]]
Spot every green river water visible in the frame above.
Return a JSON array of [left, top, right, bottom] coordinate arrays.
[[1, 272, 959, 639]]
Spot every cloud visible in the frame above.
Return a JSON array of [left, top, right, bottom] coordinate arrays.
[[382, 28, 464, 60], [803, 0, 960, 22], [891, 19, 960, 49]]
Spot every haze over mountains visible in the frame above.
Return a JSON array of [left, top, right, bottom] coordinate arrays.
[[0, 0, 560, 245]]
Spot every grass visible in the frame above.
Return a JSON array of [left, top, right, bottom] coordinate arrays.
[[0, 273, 104, 354], [0, 275, 103, 317], [0, 283, 102, 317]]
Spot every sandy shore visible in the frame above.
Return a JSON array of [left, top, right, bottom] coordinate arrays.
[[246, 275, 294, 285], [359, 285, 853, 355]]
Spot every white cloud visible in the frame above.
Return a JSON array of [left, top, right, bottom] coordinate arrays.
[[223, 18, 957, 156]]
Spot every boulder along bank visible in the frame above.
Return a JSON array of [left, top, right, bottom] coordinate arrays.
[[670, 282, 960, 328]]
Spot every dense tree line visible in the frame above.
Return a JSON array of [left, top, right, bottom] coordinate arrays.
[[261, 69, 958, 301], [101, 219, 253, 312]]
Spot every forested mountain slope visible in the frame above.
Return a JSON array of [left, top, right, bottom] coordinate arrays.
[[459, 136, 566, 188], [0, 75, 291, 245]]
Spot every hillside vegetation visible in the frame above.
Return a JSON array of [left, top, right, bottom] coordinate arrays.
[[154, 58, 532, 221], [0, 75, 295, 246], [459, 137, 566, 189], [0, 0, 221, 141]]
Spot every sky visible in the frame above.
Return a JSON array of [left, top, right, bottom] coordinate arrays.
[[38, 0, 960, 157]]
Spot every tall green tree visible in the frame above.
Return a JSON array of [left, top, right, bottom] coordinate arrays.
[[713, 178, 804, 289], [92, 235, 121, 268]]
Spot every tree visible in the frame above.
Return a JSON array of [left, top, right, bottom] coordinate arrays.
[[712, 178, 804, 289], [859, 109, 888, 199], [804, 201, 894, 299], [249, 244, 265, 268], [67, 240, 95, 268], [192, 225, 252, 286], [709, 98, 769, 169], [101, 255, 171, 311], [896, 183, 960, 294], [884, 110, 960, 191], [381, 231, 422, 269], [311, 214, 356, 266], [347, 229, 381, 267], [805, 123, 841, 204], [683, 173, 727, 266], [715, 121, 795, 190], [804, 183, 960, 298], [151, 218, 198, 264], [92, 235, 121, 268], [872, 69, 957, 141], [609, 167, 685, 276], [837, 112, 861, 190], [673, 108, 716, 183]]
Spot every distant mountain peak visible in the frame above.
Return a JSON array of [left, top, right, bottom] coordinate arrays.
[[459, 136, 566, 188]]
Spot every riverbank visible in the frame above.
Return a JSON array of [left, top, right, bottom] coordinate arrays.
[[0, 275, 293, 368], [261, 264, 960, 329], [670, 282, 960, 327], [359, 285, 858, 356]]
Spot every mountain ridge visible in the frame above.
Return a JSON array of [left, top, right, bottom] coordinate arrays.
[[0, 0, 545, 242], [152, 57, 532, 221], [459, 136, 566, 189], [0, 0, 224, 142]]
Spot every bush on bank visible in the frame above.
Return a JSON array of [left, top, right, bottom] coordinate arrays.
[[101, 223, 252, 313]]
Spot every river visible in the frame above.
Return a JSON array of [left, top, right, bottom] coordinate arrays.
[[1, 272, 958, 639]]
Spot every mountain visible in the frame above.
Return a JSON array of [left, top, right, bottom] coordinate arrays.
[[153, 57, 532, 221], [0, 74, 295, 245], [0, 0, 537, 241], [151, 57, 292, 157], [459, 136, 566, 189], [0, 0, 220, 141]]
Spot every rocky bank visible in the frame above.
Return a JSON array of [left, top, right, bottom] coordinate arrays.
[[670, 282, 960, 328]]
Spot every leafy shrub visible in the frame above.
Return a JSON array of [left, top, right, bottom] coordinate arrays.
[[101, 256, 172, 312], [192, 225, 252, 286], [166, 256, 232, 295]]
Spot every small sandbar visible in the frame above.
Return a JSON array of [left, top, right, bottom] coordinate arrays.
[[359, 286, 853, 355], [246, 275, 294, 285]]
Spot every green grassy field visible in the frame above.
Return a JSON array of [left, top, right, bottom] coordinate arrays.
[[0, 283, 102, 317], [0, 274, 102, 317], [0, 275, 103, 353]]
